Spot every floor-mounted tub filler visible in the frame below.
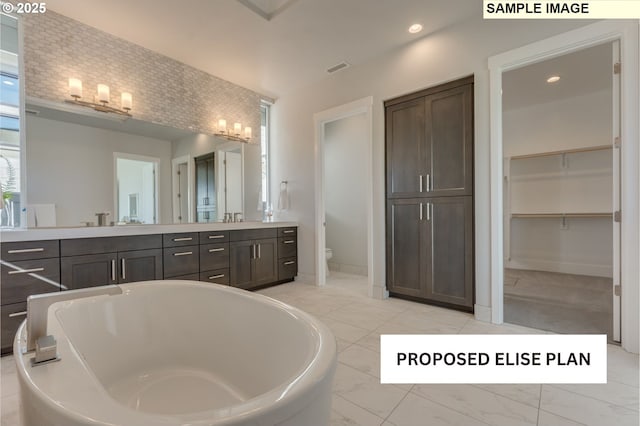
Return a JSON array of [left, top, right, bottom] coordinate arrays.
[[14, 280, 337, 426]]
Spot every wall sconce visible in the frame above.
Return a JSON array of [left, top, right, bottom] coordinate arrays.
[[217, 118, 251, 143], [65, 78, 133, 117]]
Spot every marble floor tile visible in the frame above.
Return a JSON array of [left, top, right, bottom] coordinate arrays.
[[1, 393, 20, 426], [537, 410, 585, 426], [355, 331, 381, 353], [386, 392, 491, 426], [319, 318, 371, 343], [339, 344, 381, 378], [540, 385, 639, 426], [606, 345, 640, 388], [412, 384, 538, 426], [333, 363, 408, 419], [330, 394, 385, 426], [473, 384, 541, 408], [552, 381, 639, 407]]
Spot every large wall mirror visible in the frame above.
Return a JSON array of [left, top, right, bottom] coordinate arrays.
[[23, 97, 261, 227]]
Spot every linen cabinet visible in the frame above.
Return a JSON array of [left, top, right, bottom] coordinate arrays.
[[385, 76, 474, 311]]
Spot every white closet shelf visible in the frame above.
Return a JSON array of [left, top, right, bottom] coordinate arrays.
[[511, 212, 612, 219], [510, 145, 612, 161]]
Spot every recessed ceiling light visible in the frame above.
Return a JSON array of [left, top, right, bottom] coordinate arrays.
[[546, 75, 561, 83], [2, 80, 14, 86], [408, 24, 423, 34]]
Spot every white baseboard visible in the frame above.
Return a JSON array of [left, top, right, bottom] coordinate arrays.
[[370, 285, 389, 300], [506, 258, 612, 278], [474, 304, 492, 323]]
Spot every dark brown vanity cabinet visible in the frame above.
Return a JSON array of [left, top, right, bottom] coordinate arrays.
[[0, 239, 61, 354], [198, 230, 230, 285], [162, 233, 200, 278], [385, 76, 474, 311], [277, 227, 298, 281], [229, 229, 279, 290], [61, 235, 163, 290]]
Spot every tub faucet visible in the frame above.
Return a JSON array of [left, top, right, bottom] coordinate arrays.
[[26, 285, 122, 365]]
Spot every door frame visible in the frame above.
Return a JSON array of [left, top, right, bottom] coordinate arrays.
[[113, 152, 160, 224], [488, 21, 639, 353], [171, 155, 194, 223], [313, 96, 377, 295]]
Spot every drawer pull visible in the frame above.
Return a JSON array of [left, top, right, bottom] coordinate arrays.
[[8, 267, 45, 275], [7, 248, 45, 254], [208, 274, 225, 280], [208, 235, 225, 239], [8, 311, 27, 318], [208, 248, 225, 253], [284, 261, 296, 266], [282, 230, 295, 234], [173, 251, 193, 257], [283, 240, 295, 244], [172, 237, 193, 242]]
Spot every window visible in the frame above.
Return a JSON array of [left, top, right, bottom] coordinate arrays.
[[0, 13, 21, 227], [260, 102, 270, 209]]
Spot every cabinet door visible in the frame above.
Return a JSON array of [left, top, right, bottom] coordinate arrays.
[[386, 199, 428, 298], [1, 302, 27, 355], [386, 99, 426, 198], [118, 249, 162, 284], [425, 84, 473, 197], [425, 196, 473, 308], [253, 238, 278, 287], [229, 240, 254, 289], [61, 253, 118, 290]]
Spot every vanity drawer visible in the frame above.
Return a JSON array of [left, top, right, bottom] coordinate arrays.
[[278, 257, 298, 281], [61, 235, 161, 256], [1, 258, 61, 305], [1, 240, 59, 261], [1, 302, 27, 355], [230, 228, 277, 242], [200, 243, 229, 271], [200, 268, 230, 285], [199, 231, 229, 244], [163, 245, 199, 278], [278, 237, 297, 259], [163, 233, 200, 248], [277, 227, 297, 238]]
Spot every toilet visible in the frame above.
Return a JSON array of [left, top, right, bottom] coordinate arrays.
[[325, 248, 333, 277]]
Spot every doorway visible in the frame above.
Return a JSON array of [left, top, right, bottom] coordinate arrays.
[[114, 153, 159, 224], [501, 42, 619, 341], [313, 97, 375, 295]]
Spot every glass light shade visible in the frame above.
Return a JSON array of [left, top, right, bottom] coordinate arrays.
[[244, 127, 252, 139], [233, 122, 242, 136], [97, 84, 110, 103], [69, 78, 82, 98], [218, 119, 227, 133], [121, 92, 133, 110]]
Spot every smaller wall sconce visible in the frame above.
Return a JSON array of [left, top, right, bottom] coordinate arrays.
[[65, 78, 133, 117], [217, 118, 252, 143]]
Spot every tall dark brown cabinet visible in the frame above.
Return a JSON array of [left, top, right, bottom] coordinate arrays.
[[385, 76, 474, 311]]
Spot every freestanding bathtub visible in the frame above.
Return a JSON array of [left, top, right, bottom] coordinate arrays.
[[14, 280, 337, 425]]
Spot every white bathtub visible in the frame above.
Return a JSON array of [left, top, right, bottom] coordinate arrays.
[[14, 280, 337, 425]]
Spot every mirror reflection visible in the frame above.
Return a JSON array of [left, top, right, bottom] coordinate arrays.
[[24, 98, 256, 227]]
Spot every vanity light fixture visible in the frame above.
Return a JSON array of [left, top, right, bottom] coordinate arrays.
[[65, 78, 133, 117], [217, 118, 252, 143]]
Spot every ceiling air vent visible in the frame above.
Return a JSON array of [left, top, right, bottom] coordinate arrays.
[[327, 62, 350, 74]]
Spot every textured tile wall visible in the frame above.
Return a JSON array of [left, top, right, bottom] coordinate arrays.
[[22, 10, 262, 142]]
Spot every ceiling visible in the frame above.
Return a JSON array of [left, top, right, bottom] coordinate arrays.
[[503, 42, 613, 110], [43, 0, 480, 99]]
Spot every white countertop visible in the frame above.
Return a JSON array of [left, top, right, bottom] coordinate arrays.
[[0, 221, 298, 242]]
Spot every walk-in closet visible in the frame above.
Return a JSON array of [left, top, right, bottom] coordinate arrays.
[[502, 42, 619, 341]]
